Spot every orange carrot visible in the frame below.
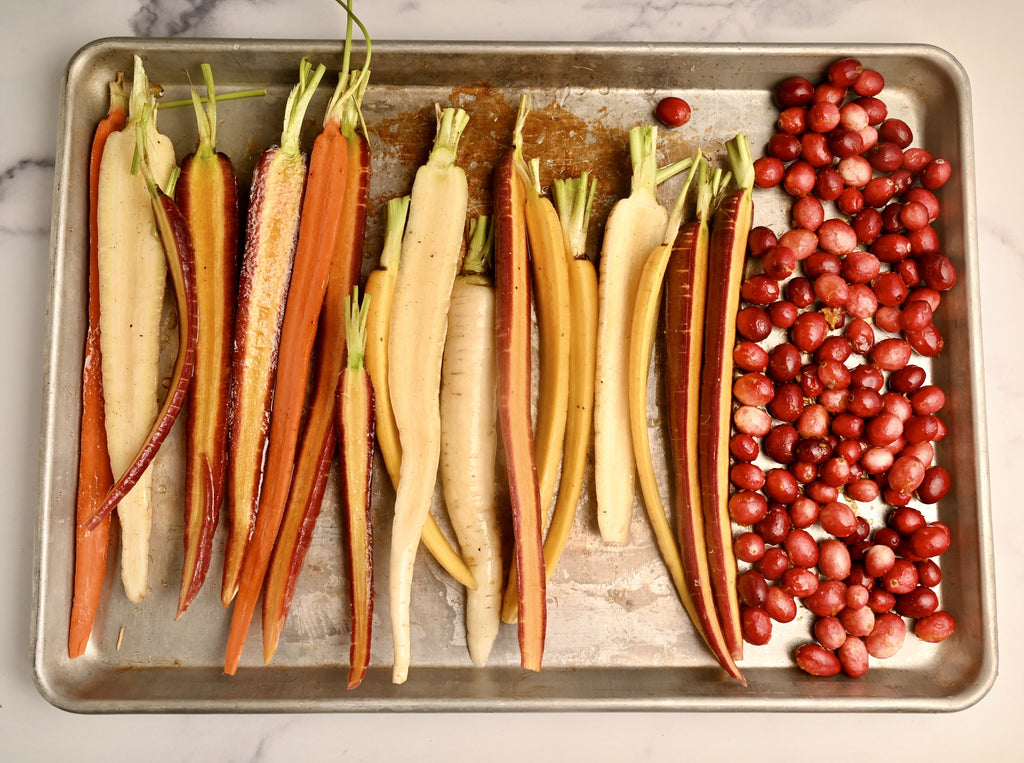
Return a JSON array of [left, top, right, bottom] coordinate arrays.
[[68, 73, 125, 658], [258, 62, 373, 668]]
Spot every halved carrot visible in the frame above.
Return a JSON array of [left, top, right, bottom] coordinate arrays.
[[363, 195, 408, 489], [364, 197, 477, 590], [498, 146, 571, 625], [69, 73, 125, 658], [593, 125, 671, 545], [91, 57, 178, 603], [700, 133, 755, 661], [540, 172, 597, 576], [493, 97, 546, 671], [258, 61, 373, 668], [221, 58, 326, 610], [173, 63, 240, 618], [336, 289, 376, 689], [86, 96, 201, 539]]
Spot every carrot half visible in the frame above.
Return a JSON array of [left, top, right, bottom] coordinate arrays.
[[87, 103, 201, 533], [498, 148, 571, 626], [174, 63, 240, 618], [593, 125, 670, 545], [493, 97, 546, 671], [221, 58, 326, 610], [259, 64, 374, 668], [69, 73, 126, 658], [90, 57, 178, 602], [700, 133, 755, 662], [540, 172, 598, 576]]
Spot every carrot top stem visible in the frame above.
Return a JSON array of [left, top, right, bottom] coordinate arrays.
[[345, 289, 370, 372], [552, 171, 596, 260], [661, 152, 701, 246], [428, 105, 471, 167], [158, 88, 267, 111], [726, 131, 755, 192], [280, 58, 327, 157], [656, 156, 694, 186], [324, 0, 372, 131], [628, 125, 659, 195], [187, 63, 218, 159], [379, 195, 410, 270], [510, 93, 533, 184], [462, 214, 493, 276], [135, 102, 174, 199]]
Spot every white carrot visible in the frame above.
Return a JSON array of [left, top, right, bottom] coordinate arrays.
[[388, 105, 470, 684], [96, 55, 177, 602], [439, 216, 502, 668], [364, 195, 477, 590], [593, 125, 673, 545]]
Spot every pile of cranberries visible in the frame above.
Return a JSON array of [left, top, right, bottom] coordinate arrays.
[[731, 58, 958, 677]]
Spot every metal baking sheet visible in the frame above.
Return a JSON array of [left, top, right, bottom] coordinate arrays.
[[33, 38, 995, 712]]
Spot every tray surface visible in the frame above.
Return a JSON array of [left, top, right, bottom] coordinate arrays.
[[33, 38, 995, 712]]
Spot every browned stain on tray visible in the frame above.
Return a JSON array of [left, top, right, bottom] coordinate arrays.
[[367, 82, 636, 264]]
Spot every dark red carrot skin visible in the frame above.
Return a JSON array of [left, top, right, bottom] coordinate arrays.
[[337, 370, 376, 690], [257, 129, 371, 666], [700, 188, 753, 662], [664, 220, 745, 685], [69, 86, 124, 657], [83, 189, 199, 531], [174, 149, 239, 616], [493, 151, 546, 671]]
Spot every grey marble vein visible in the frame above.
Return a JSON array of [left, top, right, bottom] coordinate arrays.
[[131, 0, 232, 37], [0, 157, 55, 237]]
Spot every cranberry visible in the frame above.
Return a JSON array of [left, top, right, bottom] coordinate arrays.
[[655, 96, 691, 127]]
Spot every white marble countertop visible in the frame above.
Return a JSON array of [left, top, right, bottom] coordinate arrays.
[[5, 1, 1021, 760]]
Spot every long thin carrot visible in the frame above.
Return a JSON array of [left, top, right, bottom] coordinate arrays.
[[540, 172, 598, 575], [336, 289, 376, 690], [498, 147, 571, 625], [174, 63, 240, 618], [700, 133, 754, 661], [69, 73, 125, 658], [493, 97, 546, 671]]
